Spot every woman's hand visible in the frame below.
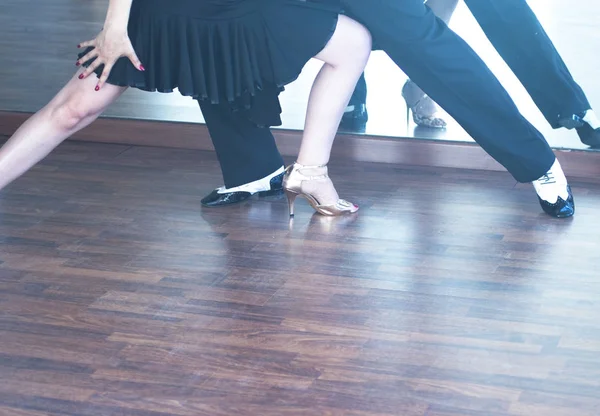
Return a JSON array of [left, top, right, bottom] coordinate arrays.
[[76, 28, 144, 91]]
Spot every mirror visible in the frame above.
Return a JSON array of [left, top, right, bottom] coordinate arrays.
[[1, 0, 597, 152]]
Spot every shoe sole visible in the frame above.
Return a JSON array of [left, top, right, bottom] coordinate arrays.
[[257, 188, 284, 198], [200, 187, 283, 207]]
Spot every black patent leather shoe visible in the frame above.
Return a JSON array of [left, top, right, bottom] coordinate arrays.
[[201, 172, 284, 207], [557, 113, 600, 148], [339, 103, 368, 133], [576, 124, 600, 148], [558, 113, 585, 130], [537, 185, 575, 218]]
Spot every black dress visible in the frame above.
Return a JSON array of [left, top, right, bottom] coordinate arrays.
[[79, 0, 340, 116]]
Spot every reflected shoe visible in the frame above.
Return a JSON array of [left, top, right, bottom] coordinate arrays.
[[283, 163, 359, 217], [339, 103, 368, 133], [401, 80, 446, 129], [558, 111, 600, 148], [576, 124, 600, 148], [532, 159, 574, 218], [201, 169, 284, 207]]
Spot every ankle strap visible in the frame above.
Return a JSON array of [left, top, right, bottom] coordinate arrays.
[[293, 162, 327, 169], [289, 162, 329, 180]]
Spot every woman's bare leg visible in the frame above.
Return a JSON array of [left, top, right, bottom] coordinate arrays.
[[426, 0, 459, 23], [284, 15, 371, 214], [0, 70, 127, 190], [297, 15, 371, 167]]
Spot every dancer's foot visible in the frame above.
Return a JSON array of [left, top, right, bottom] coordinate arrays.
[[402, 80, 446, 129], [283, 163, 358, 217], [201, 167, 284, 207], [558, 109, 600, 148], [532, 159, 574, 218], [339, 103, 368, 133]]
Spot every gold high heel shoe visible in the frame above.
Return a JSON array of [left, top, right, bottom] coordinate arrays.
[[282, 163, 359, 217], [402, 79, 447, 129]]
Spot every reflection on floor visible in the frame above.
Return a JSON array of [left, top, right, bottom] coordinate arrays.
[[1, 0, 599, 150], [1, 140, 600, 415]]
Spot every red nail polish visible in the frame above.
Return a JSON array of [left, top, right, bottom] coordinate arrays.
[[95, 86, 100, 91], [77, 44, 81, 48], [78, 74, 84, 79], [75, 61, 80, 66], [139, 64, 145, 71]]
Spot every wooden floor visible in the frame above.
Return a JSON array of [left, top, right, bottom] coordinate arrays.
[[1, 0, 600, 150], [1, 140, 600, 415]]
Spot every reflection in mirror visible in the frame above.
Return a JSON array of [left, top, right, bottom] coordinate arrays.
[[0, 0, 598, 151], [330, 0, 600, 151]]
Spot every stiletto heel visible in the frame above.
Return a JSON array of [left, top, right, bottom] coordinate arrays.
[[285, 189, 298, 217], [282, 163, 358, 217], [402, 79, 447, 129]]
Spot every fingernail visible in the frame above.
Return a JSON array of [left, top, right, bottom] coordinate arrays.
[[95, 86, 100, 91], [75, 61, 80, 66], [77, 44, 81, 48], [139, 65, 145, 71], [78, 74, 84, 79]]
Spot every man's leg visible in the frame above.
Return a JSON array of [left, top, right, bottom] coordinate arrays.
[[464, 0, 600, 147], [198, 100, 285, 207], [341, 0, 573, 217]]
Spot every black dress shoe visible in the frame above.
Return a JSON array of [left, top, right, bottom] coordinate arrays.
[[537, 185, 575, 218], [201, 172, 284, 207], [557, 113, 600, 148], [557, 113, 585, 130], [576, 124, 600, 148], [339, 103, 368, 133]]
